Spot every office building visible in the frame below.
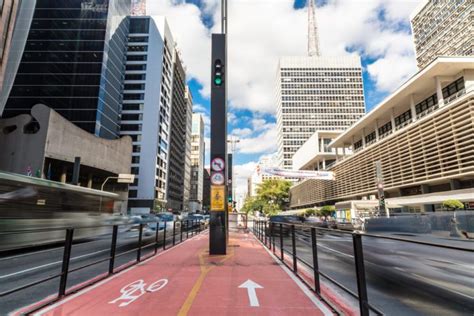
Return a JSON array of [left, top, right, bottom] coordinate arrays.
[[411, 0, 473, 69], [189, 113, 205, 211], [248, 154, 281, 197], [276, 56, 365, 169], [120, 16, 175, 214], [290, 57, 474, 212], [182, 87, 193, 210], [1, 0, 131, 139], [0, 0, 20, 95], [166, 52, 188, 212]]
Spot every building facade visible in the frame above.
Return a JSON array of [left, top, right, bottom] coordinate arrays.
[[182, 87, 193, 210], [119, 16, 175, 214], [276, 56, 365, 169], [1, 0, 131, 139], [411, 0, 473, 69], [166, 52, 188, 211], [189, 113, 205, 211], [0, 0, 20, 95], [290, 57, 474, 212], [248, 154, 281, 197]]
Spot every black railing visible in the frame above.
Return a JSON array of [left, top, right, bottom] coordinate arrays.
[[0, 219, 206, 314], [253, 220, 474, 316]]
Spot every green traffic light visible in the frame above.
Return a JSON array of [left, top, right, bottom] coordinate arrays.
[[214, 77, 222, 86]]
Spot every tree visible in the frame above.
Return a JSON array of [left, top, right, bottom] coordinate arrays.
[[256, 179, 292, 211], [442, 199, 464, 211], [305, 209, 317, 217], [241, 197, 265, 215], [318, 205, 335, 217]]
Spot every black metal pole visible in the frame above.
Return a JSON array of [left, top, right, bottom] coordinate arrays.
[[155, 222, 160, 254], [264, 221, 268, 246], [353, 233, 369, 316], [280, 223, 284, 260], [272, 222, 276, 254], [186, 220, 189, 239], [180, 220, 183, 243], [137, 223, 143, 262], [172, 221, 176, 246], [311, 227, 321, 295], [291, 225, 297, 272], [59, 228, 74, 297], [109, 225, 118, 275], [163, 221, 167, 250]]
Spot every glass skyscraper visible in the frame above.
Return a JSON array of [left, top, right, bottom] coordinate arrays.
[[1, 0, 130, 139]]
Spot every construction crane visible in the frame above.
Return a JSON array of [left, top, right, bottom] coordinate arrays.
[[308, 0, 321, 57]]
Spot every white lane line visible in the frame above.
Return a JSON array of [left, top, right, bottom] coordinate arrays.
[[252, 234, 334, 316], [318, 244, 353, 259], [0, 248, 109, 279], [31, 232, 206, 316]]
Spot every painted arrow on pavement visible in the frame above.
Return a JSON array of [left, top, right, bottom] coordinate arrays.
[[238, 279, 263, 307]]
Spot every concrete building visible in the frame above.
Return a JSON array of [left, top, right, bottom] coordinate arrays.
[[276, 56, 365, 169], [0, 0, 20, 95], [166, 52, 189, 212], [182, 87, 193, 210], [0, 104, 132, 189], [411, 0, 473, 69], [189, 113, 205, 211], [290, 57, 474, 212], [119, 16, 175, 214], [1, 0, 131, 139]]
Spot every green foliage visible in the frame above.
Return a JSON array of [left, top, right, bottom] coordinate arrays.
[[305, 209, 317, 217], [318, 205, 335, 217], [442, 199, 464, 210], [243, 179, 292, 216]]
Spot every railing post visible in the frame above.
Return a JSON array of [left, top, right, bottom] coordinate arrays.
[[155, 222, 160, 254], [311, 227, 321, 295], [353, 233, 369, 316], [291, 225, 297, 273], [272, 223, 276, 254], [109, 225, 118, 275], [172, 221, 176, 246], [186, 220, 189, 239], [58, 228, 74, 297], [180, 220, 183, 243], [137, 223, 143, 262], [280, 223, 284, 260], [269, 222, 273, 251], [163, 221, 167, 250], [265, 221, 268, 246]]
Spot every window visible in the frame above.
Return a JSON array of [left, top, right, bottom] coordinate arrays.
[[127, 45, 147, 52], [378, 121, 392, 135], [122, 104, 143, 111], [442, 77, 464, 99], [126, 55, 147, 61], [128, 190, 138, 198], [131, 167, 139, 174], [395, 110, 412, 127], [128, 36, 148, 43], [130, 18, 149, 33], [123, 93, 144, 100], [126, 64, 146, 71], [129, 134, 142, 142], [124, 83, 145, 90], [132, 156, 140, 164], [415, 94, 438, 114], [125, 74, 146, 80], [354, 139, 363, 150], [121, 113, 142, 121], [365, 131, 376, 143]]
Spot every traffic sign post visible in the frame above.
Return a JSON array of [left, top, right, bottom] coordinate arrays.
[[210, 32, 228, 255]]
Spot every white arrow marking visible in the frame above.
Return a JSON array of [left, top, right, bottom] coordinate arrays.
[[239, 279, 263, 307]]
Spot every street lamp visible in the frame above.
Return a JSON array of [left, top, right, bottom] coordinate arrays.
[[99, 174, 135, 212]]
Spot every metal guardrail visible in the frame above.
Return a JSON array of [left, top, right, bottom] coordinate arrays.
[[0, 219, 206, 314], [252, 220, 473, 316]]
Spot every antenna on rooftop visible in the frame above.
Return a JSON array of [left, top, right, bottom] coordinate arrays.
[[308, 0, 321, 57]]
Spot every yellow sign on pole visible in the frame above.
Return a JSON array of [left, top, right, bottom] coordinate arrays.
[[211, 185, 225, 211]]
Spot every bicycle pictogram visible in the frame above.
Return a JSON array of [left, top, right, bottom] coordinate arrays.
[[109, 278, 168, 307]]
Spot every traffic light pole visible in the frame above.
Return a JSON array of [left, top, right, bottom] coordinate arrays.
[[209, 31, 228, 255]]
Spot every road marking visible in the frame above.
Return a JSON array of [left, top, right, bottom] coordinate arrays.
[[177, 247, 234, 316], [239, 279, 263, 307], [0, 248, 109, 279], [253, 234, 333, 316], [109, 278, 168, 307], [31, 232, 206, 316], [318, 244, 353, 259]]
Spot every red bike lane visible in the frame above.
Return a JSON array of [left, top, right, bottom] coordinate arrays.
[[32, 231, 333, 316]]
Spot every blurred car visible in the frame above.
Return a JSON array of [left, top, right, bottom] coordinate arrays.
[[266, 215, 305, 236], [305, 216, 329, 228]]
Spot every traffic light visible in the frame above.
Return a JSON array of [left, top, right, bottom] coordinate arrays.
[[228, 196, 232, 203], [214, 59, 223, 86]]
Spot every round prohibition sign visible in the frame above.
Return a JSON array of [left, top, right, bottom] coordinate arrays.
[[211, 157, 225, 172], [211, 172, 225, 185]]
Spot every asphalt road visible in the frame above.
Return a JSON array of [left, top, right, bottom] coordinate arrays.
[[272, 227, 474, 316], [0, 224, 199, 314]]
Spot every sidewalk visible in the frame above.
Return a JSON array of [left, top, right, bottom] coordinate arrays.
[[31, 230, 333, 316]]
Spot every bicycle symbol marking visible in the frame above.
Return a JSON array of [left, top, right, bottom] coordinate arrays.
[[109, 278, 168, 307]]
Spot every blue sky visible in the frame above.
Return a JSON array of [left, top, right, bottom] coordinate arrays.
[[147, 0, 422, 196]]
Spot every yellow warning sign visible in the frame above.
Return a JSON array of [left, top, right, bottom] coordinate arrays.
[[211, 185, 225, 211]]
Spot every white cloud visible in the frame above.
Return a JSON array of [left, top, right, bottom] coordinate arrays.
[[148, 0, 421, 113], [193, 103, 208, 113], [234, 161, 257, 198], [237, 123, 278, 154], [367, 53, 417, 92], [231, 127, 253, 137]]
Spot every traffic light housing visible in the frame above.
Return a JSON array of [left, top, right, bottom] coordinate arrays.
[[214, 59, 223, 87], [228, 196, 232, 203]]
